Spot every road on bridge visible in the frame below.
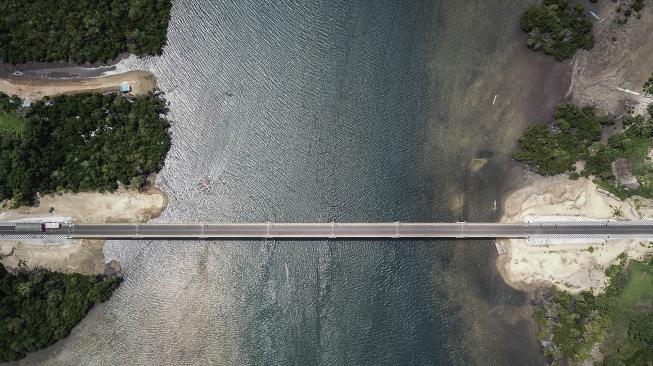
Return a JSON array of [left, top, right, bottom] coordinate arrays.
[[1, 221, 653, 240]]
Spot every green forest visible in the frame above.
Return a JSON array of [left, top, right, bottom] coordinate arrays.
[[515, 103, 653, 199], [521, 0, 594, 60], [534, 255, 653, 365], [0, 264, 122, 361], [0, 92, 171, 206], [0, 0, 172, 64]]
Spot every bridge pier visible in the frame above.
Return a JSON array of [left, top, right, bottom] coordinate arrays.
[[457, 222, 466, 238]]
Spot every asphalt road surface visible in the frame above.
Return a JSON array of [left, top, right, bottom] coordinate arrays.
[[2, 221, 653, 239]]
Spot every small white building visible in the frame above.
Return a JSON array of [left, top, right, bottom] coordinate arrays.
[[120, 81, 131, 93]]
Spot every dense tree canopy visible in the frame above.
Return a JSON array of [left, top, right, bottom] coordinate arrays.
[[0, 0, 172, 64], [521, 0, 594, 60], [515, 104, 601, 175], [0, 92, 171, 206], [0, 264, 122, 361]]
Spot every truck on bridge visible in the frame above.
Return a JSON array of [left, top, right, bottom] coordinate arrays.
[[15, 222, 61, 232], [15, 222, 44, 232]]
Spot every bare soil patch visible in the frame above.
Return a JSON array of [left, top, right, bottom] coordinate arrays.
[[571, 2, 653, 115], [0, 186, 166, 274], [612, 157, 640, 190], [0, 70, 156, 100], [1, 186, 167, 223]]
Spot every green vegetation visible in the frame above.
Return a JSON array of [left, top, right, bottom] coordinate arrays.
[[515, 104, 602, 175], [0, 264, 122, 361], [0, 94, 25, 137], [631, 0, 645, 12], [0, 111, 24, 136], [521, 0, 594, 60], [0, 0, 172, 64], [0, 92, 171, 206], [616, 0, 645, 24], [516, 103, 653, 199], [534, 256, 653, 364]]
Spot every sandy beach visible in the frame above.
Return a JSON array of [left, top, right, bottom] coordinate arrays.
[[0, 186, 167, 224], [0, 70, 157, 100]]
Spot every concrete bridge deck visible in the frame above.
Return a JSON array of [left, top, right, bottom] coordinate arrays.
[[2, 221, 653, 240]]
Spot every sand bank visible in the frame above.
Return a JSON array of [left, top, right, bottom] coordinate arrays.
[[497, 172, 653, 294], [0, 187, 166, 274], [0, 70, 156, 100]]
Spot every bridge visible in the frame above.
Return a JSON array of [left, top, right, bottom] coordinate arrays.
[[2, 221, 653, 240]]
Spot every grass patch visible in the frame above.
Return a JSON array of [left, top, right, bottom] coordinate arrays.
[[0, 111, 24, 136], [612, 261, 653, 322], [595, 178, 630, 200]]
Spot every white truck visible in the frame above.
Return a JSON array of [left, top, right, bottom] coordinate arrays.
[[44, 222, 61, 230]]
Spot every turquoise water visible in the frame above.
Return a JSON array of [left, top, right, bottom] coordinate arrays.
[[21, 1, 572, 365]]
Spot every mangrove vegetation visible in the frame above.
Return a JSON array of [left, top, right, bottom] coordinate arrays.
[[0, 264, 122, 361], [515, 103, 653, 199], [0, 0, 172, 64], [521, 0, 594, 60]]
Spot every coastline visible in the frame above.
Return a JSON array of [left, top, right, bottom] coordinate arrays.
[[0, 53, 130, 78], [0, 69, 168, 274], [496, 1, 653, 295], [0, 2, 177, 361]]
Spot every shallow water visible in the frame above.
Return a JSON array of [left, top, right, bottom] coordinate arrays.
[[19, 1, 571, 365]]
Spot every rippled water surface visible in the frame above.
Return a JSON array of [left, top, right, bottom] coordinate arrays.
[[21, 1, 573, 365]]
